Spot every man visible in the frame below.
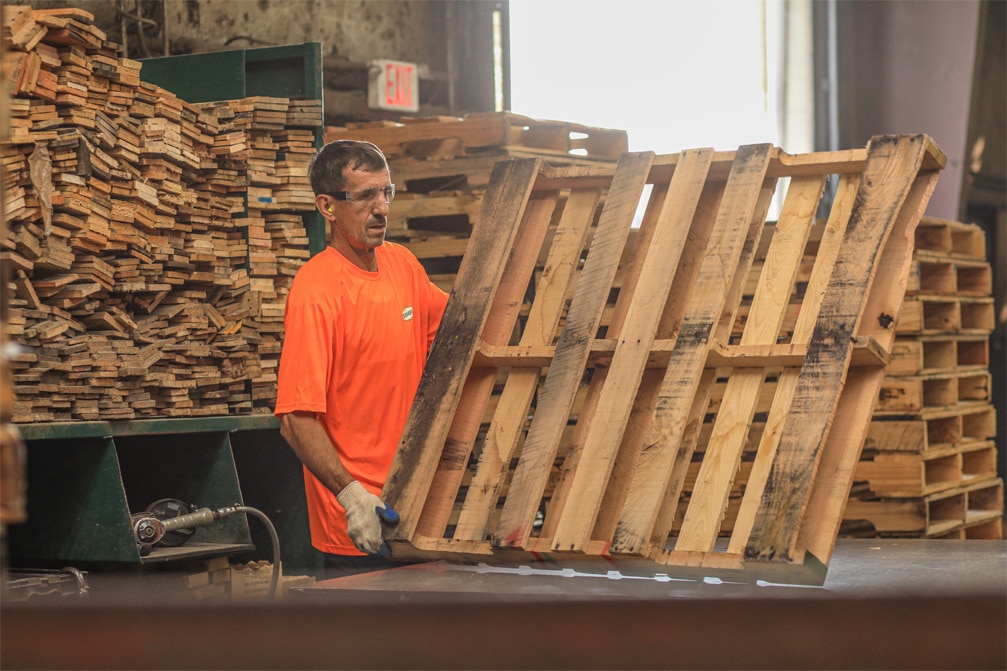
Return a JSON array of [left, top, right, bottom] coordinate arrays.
[[274, 140, 448, 576]]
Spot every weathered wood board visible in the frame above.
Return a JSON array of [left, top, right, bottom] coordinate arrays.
[[383, 136, 945, 584]]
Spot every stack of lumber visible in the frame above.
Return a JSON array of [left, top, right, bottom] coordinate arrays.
[[141, 556, 232, 602], [229, 560, 315, 601], [380, 135, 945, 584], [843, 217, 1002, 539], [232, 97, 316, 410], [1, 14, 27, 528], [137, 556, 313, 602], [1, 6, 320, 422], [325, 113, 628, 291]]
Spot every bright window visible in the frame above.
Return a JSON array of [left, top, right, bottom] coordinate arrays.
[[508, 0, 789, 155]]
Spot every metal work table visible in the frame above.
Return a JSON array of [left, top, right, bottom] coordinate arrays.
[[294, 538, 1006, 603]]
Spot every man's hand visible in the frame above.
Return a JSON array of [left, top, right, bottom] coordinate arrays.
[[337, 480, 389, 555]]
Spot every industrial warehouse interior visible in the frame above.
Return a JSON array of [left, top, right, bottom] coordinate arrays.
[[0, 1, 1004, 669]]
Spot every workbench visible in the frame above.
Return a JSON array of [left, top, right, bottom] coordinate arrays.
[[294, 538, 1006, 603]]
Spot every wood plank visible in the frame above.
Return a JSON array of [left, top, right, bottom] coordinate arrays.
[[415, 189, 559, 540], [547, 148, 715, 553], [727, 173, 862, 555], [675, 174, 825, 553], [801, 154, 942, 563], [744, 135, 934, 563], [453, 188, 600, 542], [589, 177, 727, 547], [646, 172, 778, 556], [534, 175, 678, 548], [471, 337, 888, 370], [492, 151, 655, 550], [609, 144, 773, 555], [383, 159, 541, 541]]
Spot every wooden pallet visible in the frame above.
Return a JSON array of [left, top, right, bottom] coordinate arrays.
[[874, 370, 991, 414], [886, 334, 990, 376], [914, 216, 988, 259], [854, 440, 999, 497], [845, 212, 1001, 538], [382, 135, 945, 584], [896, 295, 996, 334], [844, 478, 1004, 538], [327, 113, 628, 282], [325, 112, 629, 162], [866, 404, 996, 453], [905, 256, 992, 297]]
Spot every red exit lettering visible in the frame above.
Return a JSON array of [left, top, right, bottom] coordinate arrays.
[[385, 63, 414, 108]]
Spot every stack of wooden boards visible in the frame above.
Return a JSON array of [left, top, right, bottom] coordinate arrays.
[[324, 113, 629, 292], [845, 217, 1002, 539], [381, 136, 945, 584], [140, 557, 315, 602], [0, 9, 27, 531], [1, 6, 320, 422]]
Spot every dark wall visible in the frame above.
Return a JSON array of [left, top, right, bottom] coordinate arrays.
[[822, 0, 1006, 495], [833, 0, 981, 219], [12, 0, 506, 120]]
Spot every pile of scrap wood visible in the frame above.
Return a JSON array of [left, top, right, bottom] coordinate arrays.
[[381, 135, 945, 583], [1, 6, 320, 422]]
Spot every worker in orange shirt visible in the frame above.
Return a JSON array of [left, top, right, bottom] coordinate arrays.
[[274, 140, 448, 577]]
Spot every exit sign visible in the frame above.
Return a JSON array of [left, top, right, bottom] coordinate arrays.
[[368, 59, 419, 112]]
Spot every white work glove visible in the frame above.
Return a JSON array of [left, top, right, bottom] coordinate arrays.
[[336, 480, 387, 555]]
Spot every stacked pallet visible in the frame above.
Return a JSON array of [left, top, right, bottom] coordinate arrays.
[[1, 7, 320, 422], [325, 113, 628, 291], [844, 218, 1002, 539]]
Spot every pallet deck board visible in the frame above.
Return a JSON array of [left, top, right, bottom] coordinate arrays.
[[748, 135, 942, 564], [549, 147, 715, 554], [453, 187, 602, 543], [384, 158, 542, 539]]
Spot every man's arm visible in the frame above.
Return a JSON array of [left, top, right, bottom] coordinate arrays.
[[279, 410, 390, 555], [425, 278, 449, 351], [279, 410, 355, 494]]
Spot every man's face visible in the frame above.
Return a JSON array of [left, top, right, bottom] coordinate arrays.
[[326, 165, 392, 252]]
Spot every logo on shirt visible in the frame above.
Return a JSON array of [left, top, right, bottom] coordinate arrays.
[[402, 306, 414, 321]]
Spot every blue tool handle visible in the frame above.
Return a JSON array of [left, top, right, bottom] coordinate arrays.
[[376, 505, 399, 558], [376, 505, 399, 525]]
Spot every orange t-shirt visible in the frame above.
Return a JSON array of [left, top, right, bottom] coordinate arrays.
[[274, 243, 448, 555]]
